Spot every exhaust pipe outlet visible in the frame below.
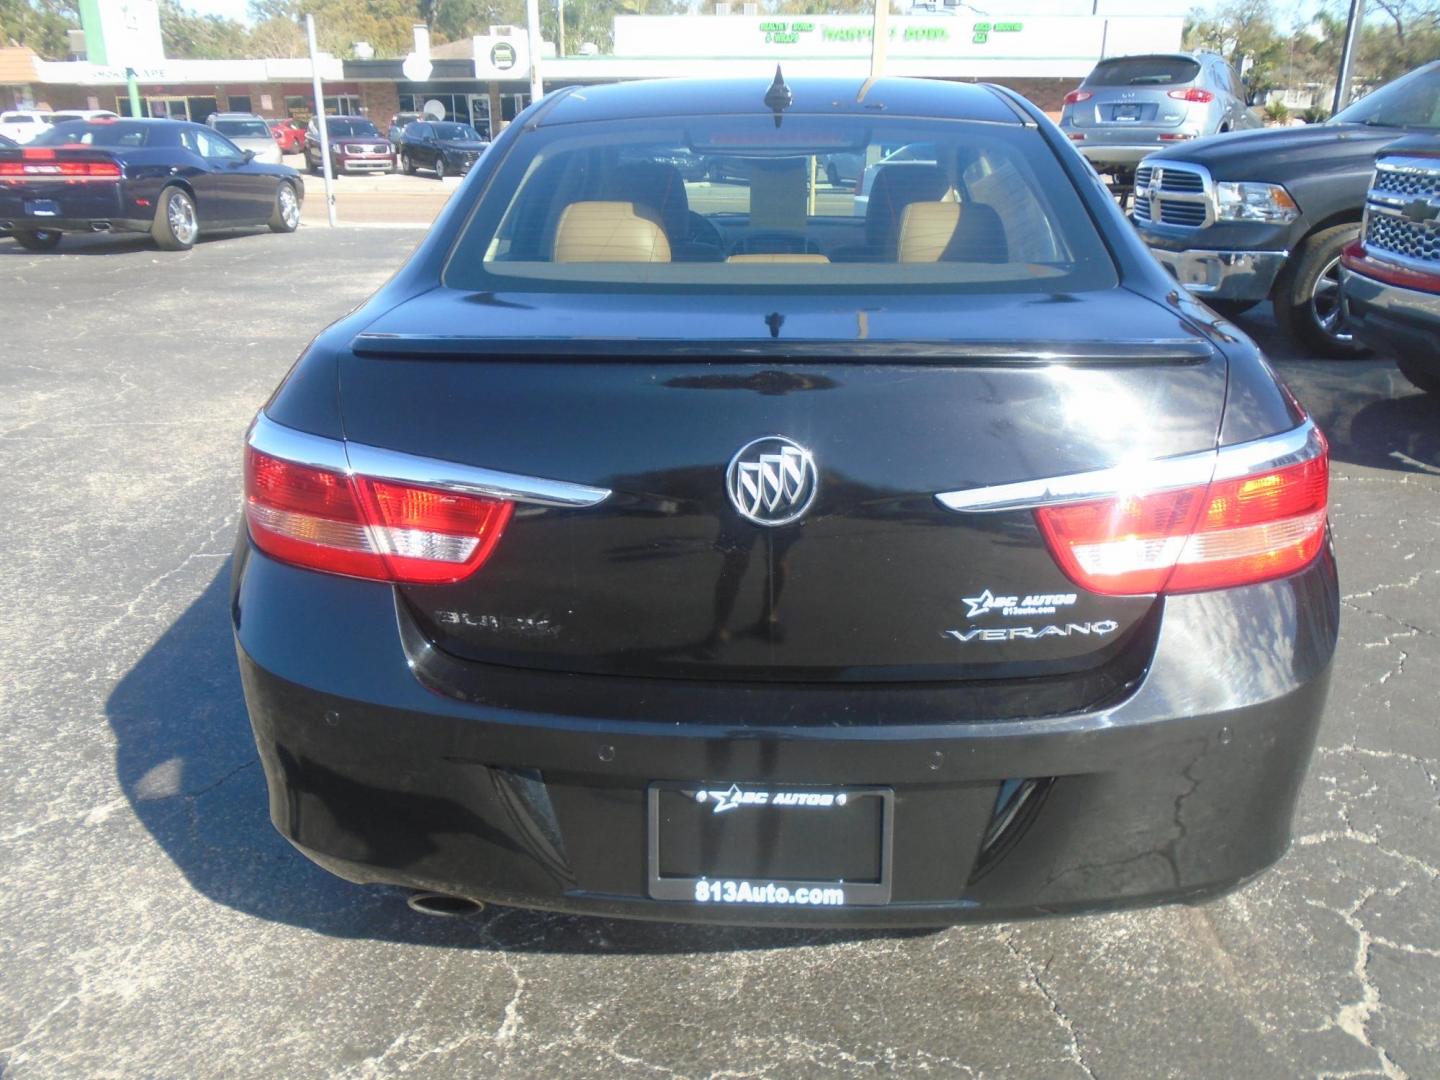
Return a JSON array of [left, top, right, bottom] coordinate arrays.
[[406, 891, 485, 918]]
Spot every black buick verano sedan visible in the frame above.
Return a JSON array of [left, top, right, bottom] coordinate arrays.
[[234, 76, 1338, 926]]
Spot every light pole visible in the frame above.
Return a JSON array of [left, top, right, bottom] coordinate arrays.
[[1332, 0, 1366, 114], [306, 14, 336, 227]]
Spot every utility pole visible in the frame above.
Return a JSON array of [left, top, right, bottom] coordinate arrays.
[[1332, 0, 1366, 114], [870, 0, 889, 79], [306, 13, 336, 227], [527, 0, 544, 102], [558, 0, 566, 58]]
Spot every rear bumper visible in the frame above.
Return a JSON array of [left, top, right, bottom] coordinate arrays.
[[1149, 248, 1289, 301], [233, 538, 1339, 927], [1340, 266, 1440, 361], [0, 216, 148, 234]]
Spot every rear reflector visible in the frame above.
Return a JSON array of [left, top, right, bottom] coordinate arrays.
[[1035, 428, 1328, 595], [245, 447, 513, 585]]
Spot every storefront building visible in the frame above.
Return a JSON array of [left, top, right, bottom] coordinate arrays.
[[14, 12, 1182, 135]]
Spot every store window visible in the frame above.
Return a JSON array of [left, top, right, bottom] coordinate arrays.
[[228, 95, 252, 113], [322, 95, 360, 115]]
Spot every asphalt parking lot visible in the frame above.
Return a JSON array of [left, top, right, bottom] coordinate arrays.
[[2, 225, 1438, 1079]]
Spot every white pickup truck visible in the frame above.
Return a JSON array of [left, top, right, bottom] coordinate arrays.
[[0, 111, 55, 145]]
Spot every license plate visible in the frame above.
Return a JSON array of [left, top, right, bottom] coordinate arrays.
[[25, 199, 59, 217], [647, 782, 893, 907], [1115, 105, 1142, 121]]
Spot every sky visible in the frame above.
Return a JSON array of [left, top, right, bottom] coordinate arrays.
[[180, 0, 1209, 23]]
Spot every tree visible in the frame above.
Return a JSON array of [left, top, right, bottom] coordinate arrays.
[[159, 0, 250, 58], [0, 0, 79, 59]]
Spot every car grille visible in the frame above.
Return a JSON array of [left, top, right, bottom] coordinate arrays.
[[1134, 165, 1205, 194], [1366, 207, 1440, 264], [1372, 162, 1440, 201], [1131, 163, 1212, 229], [1364, 155, 1440, 267]]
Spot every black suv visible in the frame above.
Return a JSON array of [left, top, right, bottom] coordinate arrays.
[[1132, 60, 1440, 355], [396, 120, 489, 180]]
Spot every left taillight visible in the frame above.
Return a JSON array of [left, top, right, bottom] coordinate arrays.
[[1035, 425, 1329, 596], [244, 444, 513, 585]]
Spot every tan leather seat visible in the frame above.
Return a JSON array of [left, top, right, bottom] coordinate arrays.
[[552, 201, 671, 263], [897, 202, 962, 263], [725, 254, 831, 264]]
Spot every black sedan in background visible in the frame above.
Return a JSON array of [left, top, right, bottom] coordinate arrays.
[[396, 120, 489, 179], [235, 76, 1337, 926], [0, 118, 302, 251]]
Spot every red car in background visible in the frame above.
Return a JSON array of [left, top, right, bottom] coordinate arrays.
[[270, 118, 307, 155]]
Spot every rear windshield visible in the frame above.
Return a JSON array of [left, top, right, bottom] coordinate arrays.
[[214, 119, 271, 138], [34, 121, 149, 147], [1086, 56, 1201, 87], [326, 119, 381, 137], [444, 115, 1116, 294]]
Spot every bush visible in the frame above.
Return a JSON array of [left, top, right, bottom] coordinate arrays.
[[1264, 99, 1291, 124], [1302, 106, 1330, 124]]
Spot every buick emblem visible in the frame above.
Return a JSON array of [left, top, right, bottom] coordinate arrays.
[[725, 436, 818, 526]]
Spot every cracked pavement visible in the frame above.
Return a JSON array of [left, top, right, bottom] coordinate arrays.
[[1, 229, 1438, 1079]]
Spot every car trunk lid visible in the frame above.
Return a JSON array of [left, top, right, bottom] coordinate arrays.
[[336, 288, 1226, 688]]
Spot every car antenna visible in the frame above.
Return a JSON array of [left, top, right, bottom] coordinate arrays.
[[764, 65, 792, 128]]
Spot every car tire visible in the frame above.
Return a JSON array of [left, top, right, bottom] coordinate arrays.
[[434, 156, 446, 181], [13, 229, 62, 252], [1397, 357, 1440, 397], [151, 186, 198, 251], [1206, 299, 1258, 319], [402, 152, 414, 175], [268, 181, 301, 233], [1272, 223, 1367, 357]]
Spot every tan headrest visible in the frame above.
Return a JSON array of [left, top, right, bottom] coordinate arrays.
[[552, 201, 671, 263], [725, 254, 831, 264], [897, 201, 962, 263]]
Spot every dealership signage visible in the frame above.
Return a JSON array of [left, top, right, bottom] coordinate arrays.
[[612, 14, 1180, 64]]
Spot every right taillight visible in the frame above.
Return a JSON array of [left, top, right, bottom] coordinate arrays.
[[244, 445, 513, 585], [1036, 428, 1329, 596]]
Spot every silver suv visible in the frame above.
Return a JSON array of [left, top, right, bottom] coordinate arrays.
[[1059, 52, 1259, 180], [204, 113, 282, 165]]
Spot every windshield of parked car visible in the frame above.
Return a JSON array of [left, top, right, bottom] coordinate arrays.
[[1333, 63, 1440, 131], [445, 114, 1117, 293], [326, 119, 382, 137], [431, 123, 482, 141], [34, 121, 149, 147], [214, 119, 272, 138], [1085, 56, 1201, 87]]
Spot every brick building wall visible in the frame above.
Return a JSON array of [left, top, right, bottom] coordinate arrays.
[[359, 82, 400, 125]]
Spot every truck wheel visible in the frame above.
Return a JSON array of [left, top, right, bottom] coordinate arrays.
[[152, 186, 197, 251], [1397, 357, 1440, 397], [268, 181, 301, 233], [13, 229, 62, 251], [1272, 223, 1366, 357]]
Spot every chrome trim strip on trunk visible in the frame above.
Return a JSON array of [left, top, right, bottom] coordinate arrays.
[[935, 419, 1320, 513], [247, 412, 611, 509]]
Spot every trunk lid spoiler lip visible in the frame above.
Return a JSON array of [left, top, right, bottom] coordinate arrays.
[[348, 333, 1217, 364]]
